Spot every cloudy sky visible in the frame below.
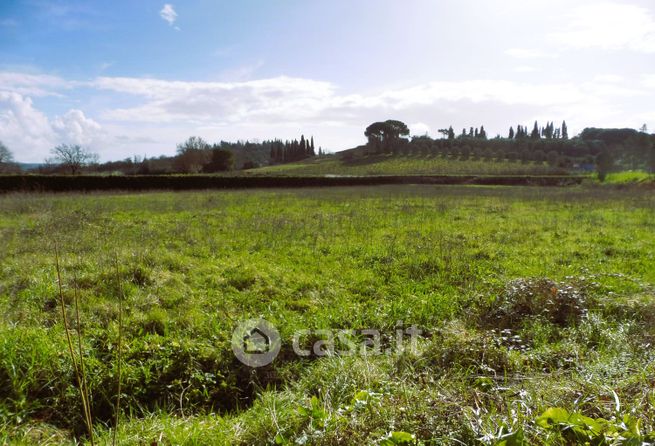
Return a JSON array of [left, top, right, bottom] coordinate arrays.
[[1, 0, 654, 162]]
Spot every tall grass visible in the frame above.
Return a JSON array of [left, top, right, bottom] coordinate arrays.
[[112, 257, 124, 446], [54, 244, 94, 445]]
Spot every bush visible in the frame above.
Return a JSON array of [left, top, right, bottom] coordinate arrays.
[[483, 278, 589, 329]]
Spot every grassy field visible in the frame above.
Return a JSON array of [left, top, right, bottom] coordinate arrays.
[[1, 185, 654, 445], [245, 155, 566, 176]]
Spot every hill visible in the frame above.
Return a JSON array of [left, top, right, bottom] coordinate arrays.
[[245, 153, 568, 176]]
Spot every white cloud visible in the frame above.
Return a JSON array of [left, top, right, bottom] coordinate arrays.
[[550, 2, 655, 53], [409, 122, 430, 136], [0, 92, 56, 160], [160, 4, 178, 26], [0, 71, 73, 97], [593, 74, 624, 83], [505, 48, 556, 59], [94, 76, 336, 123], [643, 75, 655, 89], [90, 74, 648, 130], [53, 110, 103, 146], [514, 66, 538, 73], [0, 91, 103, 162]]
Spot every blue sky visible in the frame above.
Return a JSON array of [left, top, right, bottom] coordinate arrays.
[[1, 0, 655, 162]]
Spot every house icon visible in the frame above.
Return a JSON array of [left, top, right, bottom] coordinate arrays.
[[232, 318, 281, 367], [243, 327, 271, 354]]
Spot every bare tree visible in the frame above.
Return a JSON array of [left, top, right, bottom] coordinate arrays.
[[48, 144, 99, 174], [0, 141, 13, 164], [0, 141, 16, 173]]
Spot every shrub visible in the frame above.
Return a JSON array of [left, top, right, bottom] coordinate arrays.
[[483, 278, 589, 329]]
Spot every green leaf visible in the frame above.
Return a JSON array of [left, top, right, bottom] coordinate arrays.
[[380, 431, 417, 445], [536, 407, 570, 428]]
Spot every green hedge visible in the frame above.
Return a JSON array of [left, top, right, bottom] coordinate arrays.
[[0, 174, 584, 192]]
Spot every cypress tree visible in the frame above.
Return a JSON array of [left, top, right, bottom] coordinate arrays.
[[531, 121, 540, 139], [509, 127, 515, 139], [562, 121, 568, 140]]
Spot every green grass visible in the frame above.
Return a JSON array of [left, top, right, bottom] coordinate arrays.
[[244, 155, 565, 176], [602, 171, 654, 184], [0, 185, 654, 444]]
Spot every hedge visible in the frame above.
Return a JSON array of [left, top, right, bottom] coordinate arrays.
[[0, 174, 585, 193]]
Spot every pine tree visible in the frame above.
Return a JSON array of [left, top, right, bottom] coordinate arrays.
[[448, 126, 455, 140], [509, 127, 515, 139], [531, 121, 540, 139], [310, 137, 315, 156], [479, 125, 487, 139], [562, 121, 568, 140]]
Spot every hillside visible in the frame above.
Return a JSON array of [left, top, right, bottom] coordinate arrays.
[[245, 153, 568, 176]]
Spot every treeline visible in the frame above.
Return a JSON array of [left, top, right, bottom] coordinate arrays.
[[360, 120, 655, 176], [31, 134, 322, 175], [269, 135, 323, 163], [104, 135, 320, 175]]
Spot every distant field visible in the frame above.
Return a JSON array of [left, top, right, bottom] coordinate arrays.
[[1, 186, 654, 444], [246, 154, 567, 176], [603, 171, 654, 184]]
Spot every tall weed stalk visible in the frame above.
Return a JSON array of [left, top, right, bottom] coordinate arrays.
[[54, 244, 94, 445]]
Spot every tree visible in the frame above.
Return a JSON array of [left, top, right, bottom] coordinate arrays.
[[561, 121, 568, 140], [508, 127, 515, 139], [204, 148, 234, 172], [0, 141, 15, 173], [48, 144, 99, 174], [546, 150, 559, 166], [478, 125, 487, 139], [174, 136, 211, 173], [531, 121, 541, 140], [0, 141, 13, 164], [365, 120, 410, 154], [447, 126, 455, 140], [596, 148, 614, 182]]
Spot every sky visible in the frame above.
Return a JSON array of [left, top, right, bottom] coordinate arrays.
[[1, 0, 654, 162]]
